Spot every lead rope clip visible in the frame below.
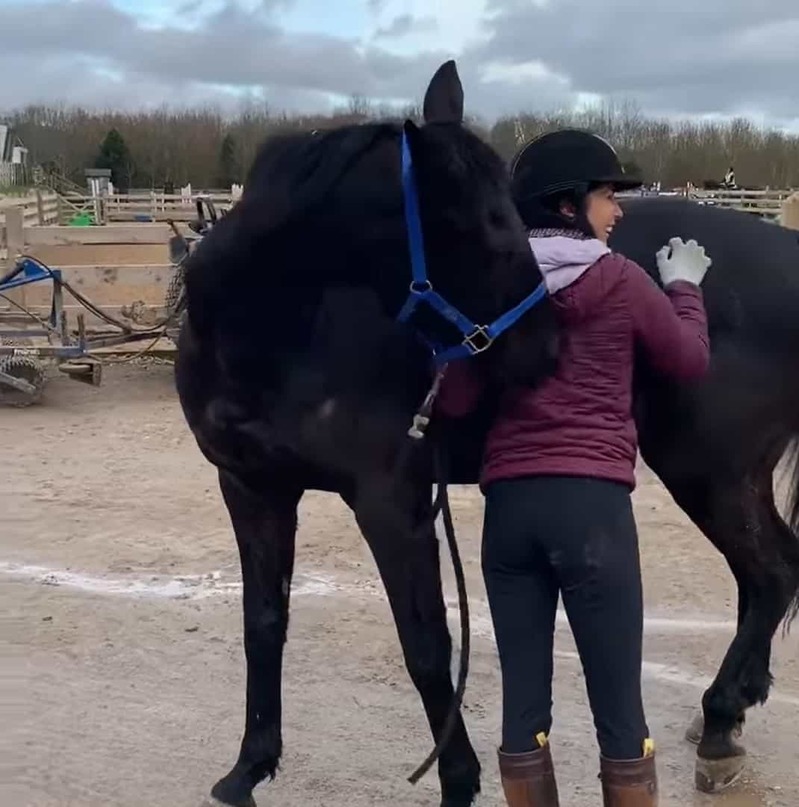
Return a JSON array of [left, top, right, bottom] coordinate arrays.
[[407, 365, 448, 440]]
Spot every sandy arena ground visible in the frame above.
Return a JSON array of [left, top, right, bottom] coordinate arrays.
[[2, 363, 797, 807]]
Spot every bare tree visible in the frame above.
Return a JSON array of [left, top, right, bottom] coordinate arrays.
[[3, 100, 797, 189]]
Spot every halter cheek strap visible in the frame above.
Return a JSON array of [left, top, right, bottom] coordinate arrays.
[[395, 129, 547, 367]]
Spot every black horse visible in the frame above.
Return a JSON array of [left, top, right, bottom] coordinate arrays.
[[175, 61, 799, 799], [174, 61, 558, 807], [443, 196, 799, 793], [612, 197, 799, 792]]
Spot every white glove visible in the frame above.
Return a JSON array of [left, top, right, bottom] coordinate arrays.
[[656, 237, 712, 287]]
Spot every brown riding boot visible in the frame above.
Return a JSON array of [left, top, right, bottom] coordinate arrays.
[[498, 739, 560, 806], [599, 747, 659, 806]]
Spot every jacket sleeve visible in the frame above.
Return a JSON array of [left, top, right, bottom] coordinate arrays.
[[434, 358, 486, 417], [627, 261, 710, 381]]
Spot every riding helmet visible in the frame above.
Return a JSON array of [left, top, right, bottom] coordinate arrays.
[[510, 128, 642, 203]]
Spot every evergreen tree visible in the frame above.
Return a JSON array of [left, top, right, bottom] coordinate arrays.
[[95, 128, 132, 191], [217, 133, 239, 187]]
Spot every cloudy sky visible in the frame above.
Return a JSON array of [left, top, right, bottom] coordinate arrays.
[[1, 0, 797, 131]]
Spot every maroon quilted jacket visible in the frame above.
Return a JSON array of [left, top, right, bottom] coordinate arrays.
[[436, 233, 710, 490]]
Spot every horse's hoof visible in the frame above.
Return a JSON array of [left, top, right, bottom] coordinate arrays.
[[200, 798, 256, 807], [441, 796, 478, 807], [694, 748, 747, 794], [207, 778, 257, 807], [684, 712, 744, 746], [440, 781, 480, 806]]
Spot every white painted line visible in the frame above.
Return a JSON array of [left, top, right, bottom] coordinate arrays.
[[1, 562, 239, 599], [0, 562, 341, 600], [0, 561, 743, 631], [452, 606, 799, 707], [4, 559, 798, 705], [557, 611, 737, 634], [550, 649, 799, 706]]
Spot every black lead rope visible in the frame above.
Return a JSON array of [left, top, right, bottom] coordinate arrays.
[[403, 365, 470, 785], [406, 424, 471, 785]]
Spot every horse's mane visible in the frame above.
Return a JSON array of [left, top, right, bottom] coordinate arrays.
[[183, 122, 403, 332], [239, 123, 400, 231]]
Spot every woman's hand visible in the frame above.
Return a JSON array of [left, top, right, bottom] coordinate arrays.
[[656, 237, 712, 287]]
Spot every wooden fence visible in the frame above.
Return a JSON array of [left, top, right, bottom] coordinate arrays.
[[685, 188, 797, 219], [1, 189, 237, 260], [3, 185, 799, 270], [0, 162, 29, 187], [0, 191, 60, 261], [0, 211, 185, 328], [1, 186, 240, 244], [2, 188, 799, 339], [100, 190, 240, 222]]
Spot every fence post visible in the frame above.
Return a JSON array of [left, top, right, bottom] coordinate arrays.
[[35, 189, 45, 225], [4, 206, 26, 306], [781, 193, 799, 231], [5, 206, 24, 258]]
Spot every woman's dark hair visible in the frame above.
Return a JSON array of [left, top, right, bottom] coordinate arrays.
[[520, 182, 598, 237]]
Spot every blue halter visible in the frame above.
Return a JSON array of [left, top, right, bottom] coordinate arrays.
[[395, 129, 548, 367]]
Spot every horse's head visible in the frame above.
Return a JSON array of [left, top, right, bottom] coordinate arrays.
[[182, 60, 557, 390], [404, 61, 558, 387]]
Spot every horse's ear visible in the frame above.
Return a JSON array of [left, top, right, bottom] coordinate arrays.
[[422, 60, 464, 125]]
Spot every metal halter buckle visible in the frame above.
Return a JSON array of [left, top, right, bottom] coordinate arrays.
[[462, 325, 493, 354]]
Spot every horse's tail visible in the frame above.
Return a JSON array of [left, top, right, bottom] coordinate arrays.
[[783, 438, 799, 631]]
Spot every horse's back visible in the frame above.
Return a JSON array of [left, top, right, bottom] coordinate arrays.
[[613, 197, 799, 348], [614, 197, 799, 290]]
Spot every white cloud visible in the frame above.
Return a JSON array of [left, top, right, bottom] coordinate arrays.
[[0, 0, 796, 131], [365, 0, 490, 54], [469, 0, 799, 128]]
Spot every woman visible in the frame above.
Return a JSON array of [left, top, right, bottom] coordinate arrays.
[[436, 129, 712, 807]]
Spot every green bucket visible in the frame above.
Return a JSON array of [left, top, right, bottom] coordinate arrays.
[[68, 212, 94, 226]]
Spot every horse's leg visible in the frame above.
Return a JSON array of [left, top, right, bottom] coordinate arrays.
[[684, 578, 748, 745], [343, 474, 481, 807], [642, 440, 797, 793], [691, 468, 796, 794], [210, 469, 303, 807]]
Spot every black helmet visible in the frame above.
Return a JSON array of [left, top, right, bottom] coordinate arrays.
[[510, 128, 642, 202]]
